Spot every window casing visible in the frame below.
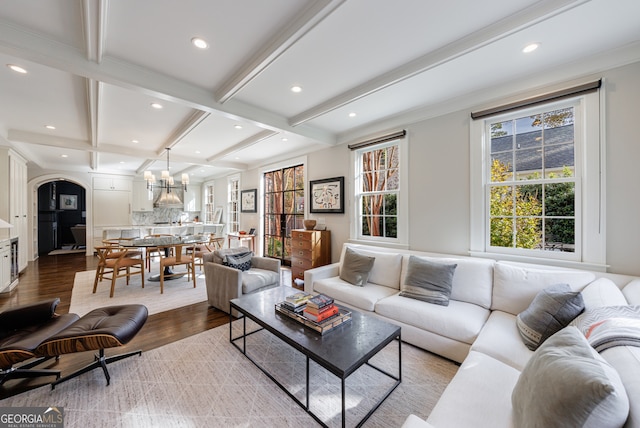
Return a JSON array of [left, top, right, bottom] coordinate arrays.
[[227, 175, 240, 234], [470, 91, 605, 269], [204, 183, 215, 223], [353, 139, 407, 244]]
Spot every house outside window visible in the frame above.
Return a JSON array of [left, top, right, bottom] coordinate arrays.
[[470, 89, 605, 269], [227, 175, 240, 234], [354, 140, 405, 243]]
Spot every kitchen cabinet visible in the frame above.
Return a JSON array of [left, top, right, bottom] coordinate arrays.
[[0, 239, 10, 291], [183, 184, 201, 212], [132, 180, 154, 212], [93, 177, 131, 192], [290, 229, 331, 287], [92, 176, 132, 244], [0, 149, 28, 273]]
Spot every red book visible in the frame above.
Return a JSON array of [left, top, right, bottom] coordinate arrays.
[[303, 304, 338, 322], [304, 304, 336, 316]]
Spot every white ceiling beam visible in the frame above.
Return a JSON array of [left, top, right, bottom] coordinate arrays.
[[206, 130, 277, 163], [157, 110, 211, 156], [289, 0, 591, 126], [215, 0, 345, 104], [81, 0, 108, 63], [0, 18, 335, 145]]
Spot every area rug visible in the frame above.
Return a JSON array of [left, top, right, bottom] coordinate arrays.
[[0, 320, 458, 427], [69, 268, 208, 316]]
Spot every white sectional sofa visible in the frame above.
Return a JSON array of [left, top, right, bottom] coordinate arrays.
[[304, 243, 640, 428]]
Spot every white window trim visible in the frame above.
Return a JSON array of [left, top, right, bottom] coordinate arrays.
[[350, 138, 409, 248], [227, 174, 240, 234], [470, 90, 606, 271]]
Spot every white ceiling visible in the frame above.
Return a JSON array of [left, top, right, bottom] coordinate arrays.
[[0, 0, 638, 181]]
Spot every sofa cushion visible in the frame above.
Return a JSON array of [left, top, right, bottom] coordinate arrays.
[[339, 247, 375, 286], [313, 277, 398, 312], [516, 283, 585, 350], [400, 256, 457, 306], [242, 268, 280, 294], [401, 256, 494, 309], [427, 350, 520, 428], [492, 262, 595, 315], [471, 310, 533, 371], [622, 279, 640, 305], [512, 326, 629, 428], [223, 251, 252, 271], [581, 278, 628, 309], [341, 246, 403, 289], [375, 294, 489, 345], [600, 345, 640, 428]]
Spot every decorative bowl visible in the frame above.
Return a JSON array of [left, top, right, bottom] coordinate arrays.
[[238, 231, 247, 235], [303, 219, 317, 230]]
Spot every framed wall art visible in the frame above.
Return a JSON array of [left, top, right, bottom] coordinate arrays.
[[241, 189, 257, 213], [310, 176, 344, 213], [60, 194, 77, 210]]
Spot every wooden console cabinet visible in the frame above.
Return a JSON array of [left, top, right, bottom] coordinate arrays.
[[291, 229, 331, 287]]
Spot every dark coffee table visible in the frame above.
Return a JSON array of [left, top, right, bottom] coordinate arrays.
[[230, 286, 401, 428]]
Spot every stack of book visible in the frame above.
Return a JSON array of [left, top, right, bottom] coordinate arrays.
[[280, 291, 313, 314], [303, 294, 338, 323]]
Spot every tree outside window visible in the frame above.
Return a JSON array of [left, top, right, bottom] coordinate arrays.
[[358, 144, 399, 239]]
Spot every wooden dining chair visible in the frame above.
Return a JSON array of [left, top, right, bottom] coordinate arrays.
[[144, 234, 174, 272], [93, 246, 145, 298], [159, 244, 196, 293]]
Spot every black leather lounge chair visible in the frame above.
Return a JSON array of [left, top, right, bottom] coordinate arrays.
[[0, 299, 79, 386]]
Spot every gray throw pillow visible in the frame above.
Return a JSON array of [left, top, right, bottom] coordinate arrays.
[[339, 247, 375, 286], [223, 251, 253, 271], [512, 326, 629, 428], [400, 256, 457, 306], [516, 283, 584, 350]]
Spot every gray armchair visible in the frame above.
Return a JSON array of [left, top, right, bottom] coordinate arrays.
[[203, 247, 281, 316]]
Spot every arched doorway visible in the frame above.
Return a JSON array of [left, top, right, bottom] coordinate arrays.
[[36, 180, 86, 255]]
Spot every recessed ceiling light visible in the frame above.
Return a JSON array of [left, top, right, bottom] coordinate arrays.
[[349, 112, 356, 118], [60, 154, 68, 158], [150, 102, 163, 109], [234, 124, 243, 129], [132, 139, 139, 144], [119, 161, 125, 164], [522, 43, 539, 53], [290, 85, 302, 93], [195, 150, 201, 154], [45, 125, 56, 130], [7, 64, 27, 74], [282, 137, 288, 142], [191, 37, 208, 49]]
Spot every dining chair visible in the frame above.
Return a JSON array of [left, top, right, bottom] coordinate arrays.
[[144, 234, 174, 272], [93, 246, 145, 298], [158, 244, 196, 293]]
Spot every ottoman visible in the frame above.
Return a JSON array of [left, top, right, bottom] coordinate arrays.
[[36, 304, 148, 388]]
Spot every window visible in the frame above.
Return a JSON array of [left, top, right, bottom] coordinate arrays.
[[204, 183, 215, 223], [470, 89, 605, 269], [227, 175, 240, 234], [354, 138, 406, 243], [489, 106, 576, 252]]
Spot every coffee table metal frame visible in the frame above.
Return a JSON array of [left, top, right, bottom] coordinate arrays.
[[229, 287, 401, 428]]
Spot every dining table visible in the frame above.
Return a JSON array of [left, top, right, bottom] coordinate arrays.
[[117, 234, 209, 282]]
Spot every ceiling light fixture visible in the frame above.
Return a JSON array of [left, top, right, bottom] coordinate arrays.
[[191, 37, 208, 49], [60, 154, 68, 158], [234, 125, 243, 129], [143, 148, 189, 200], [522, 43, 539, 53], [45, 125, 56, 130], [290, 85, 302, 93], [282, 137, 288, 142], [349, 112, 356, 117], [150, 102, 163, 109], [7, 64, 27, 74], [132, 139, 139, 144]]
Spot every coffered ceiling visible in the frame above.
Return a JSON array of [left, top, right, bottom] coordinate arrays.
[[0, 0, 638, 181]]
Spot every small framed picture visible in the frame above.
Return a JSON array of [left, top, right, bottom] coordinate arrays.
[[310, 177, 344, 213], [241, 189, 257, 213], [60, 194, 78, 210]]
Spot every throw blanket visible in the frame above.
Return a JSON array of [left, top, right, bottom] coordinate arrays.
[[570, 305, 640, 352]]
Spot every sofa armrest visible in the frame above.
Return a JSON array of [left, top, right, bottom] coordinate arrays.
[[304, 263, 340, 294], [203, 261, 242, 314], [251, 256, 281, 276], [622, 279, 640, 305], [401, 415, 435, 428]]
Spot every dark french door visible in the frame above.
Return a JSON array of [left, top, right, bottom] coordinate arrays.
[[263, 165, 305, 265]]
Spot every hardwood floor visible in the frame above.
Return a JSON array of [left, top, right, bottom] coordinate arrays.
[[0, 252, 230, 399]]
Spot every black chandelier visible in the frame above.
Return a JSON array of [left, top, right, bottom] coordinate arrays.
[[143, 148, 189, 196]]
